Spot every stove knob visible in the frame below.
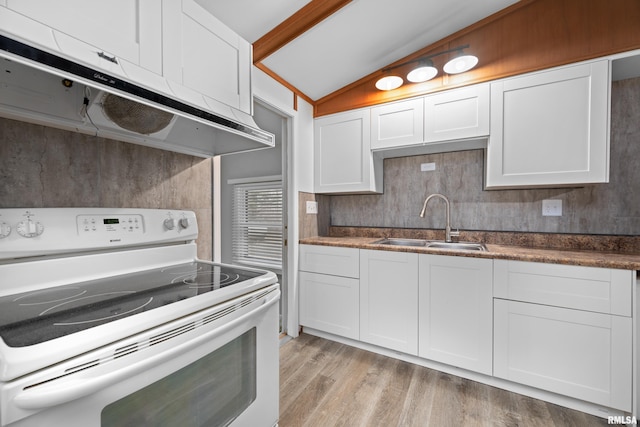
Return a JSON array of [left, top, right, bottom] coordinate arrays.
[[163, 218, 177, 230], [179, 217, 190, 229], [16, 219, 44, 238], [0, 222, 11, 239]]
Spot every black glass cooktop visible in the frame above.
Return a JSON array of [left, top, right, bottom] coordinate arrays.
[[0, 262, 265, 347]]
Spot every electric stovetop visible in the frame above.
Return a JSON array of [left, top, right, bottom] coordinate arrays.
[[0, 262, 264, 347]]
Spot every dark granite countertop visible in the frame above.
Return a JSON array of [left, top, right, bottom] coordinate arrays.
[[299, 232, 640, 271]]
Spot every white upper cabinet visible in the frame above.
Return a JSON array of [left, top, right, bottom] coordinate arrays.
[[371, 98, 424, 149], [314, 109, 383, 194], [3, 0, 162, 75], [486, 60, 610, 189], [162, 0, 252, 114], [370, 84, 489, 153], [424, 83, 489, 143]]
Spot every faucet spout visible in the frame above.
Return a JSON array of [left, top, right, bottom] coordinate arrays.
[[419, 193, 458, 243]]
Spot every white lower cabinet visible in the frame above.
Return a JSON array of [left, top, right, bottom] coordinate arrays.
[[299, 245, 636, 414], [493, 259, 633, 412], [298, 245, 360, 340], [360, 250, 419, 355], [299, 272, 359, 340], [418, 254, 493, 375], [494, 299, 632, 411]]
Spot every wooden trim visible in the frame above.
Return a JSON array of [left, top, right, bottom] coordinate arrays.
[[314, 0, 640, 117], [255, 62, 315, 108], [253, 0, 352, 63]]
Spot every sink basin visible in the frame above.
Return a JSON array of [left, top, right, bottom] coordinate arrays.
[[425, 241, 487, 251], [372, 238, 487, 251], [372, 238, 427, 247]]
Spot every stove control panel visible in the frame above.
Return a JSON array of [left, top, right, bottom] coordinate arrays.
[[77, 214, 144, 235], [0, 208, 198, 260]]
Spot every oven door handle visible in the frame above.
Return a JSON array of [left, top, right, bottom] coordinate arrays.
[[13, 288, 280, 410]]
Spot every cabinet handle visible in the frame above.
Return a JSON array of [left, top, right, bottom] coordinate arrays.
[[97, 51, 118, 64]]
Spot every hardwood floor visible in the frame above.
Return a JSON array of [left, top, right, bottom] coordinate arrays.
[[279, 334, 608, 427]]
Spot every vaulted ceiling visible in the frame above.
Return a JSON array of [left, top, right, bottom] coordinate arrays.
[[197, 0, 519, 103]]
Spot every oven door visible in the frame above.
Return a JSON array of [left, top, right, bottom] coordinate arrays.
[[1, 284, 280, 427]]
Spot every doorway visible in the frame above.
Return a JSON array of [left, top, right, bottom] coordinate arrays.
[[216, 102, 289, 333]]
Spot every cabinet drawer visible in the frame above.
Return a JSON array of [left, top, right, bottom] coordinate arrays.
[[299, 245, 359, 278], [494, 299, 632, 411], [494, 260, 632, 316]]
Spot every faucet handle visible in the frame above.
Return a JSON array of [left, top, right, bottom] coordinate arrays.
[[450, 228, 460, 240]]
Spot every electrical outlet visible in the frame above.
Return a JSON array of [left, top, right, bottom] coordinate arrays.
[[542, 199, 562, 216], [306, 201, 318, 214]]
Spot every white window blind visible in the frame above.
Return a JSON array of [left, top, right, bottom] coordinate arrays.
[[232, 181, 283, 270]]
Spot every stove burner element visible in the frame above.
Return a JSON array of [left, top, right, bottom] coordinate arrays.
[[37, 292, 153, 326], [171, 266, 245, 289], [14, 287, 86, 305]]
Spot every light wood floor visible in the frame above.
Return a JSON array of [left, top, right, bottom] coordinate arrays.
[[279, 333, 608, 427]]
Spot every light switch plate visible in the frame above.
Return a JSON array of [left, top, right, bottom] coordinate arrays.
[[306, 201, 318, 214], [542, 199, 562, 216]]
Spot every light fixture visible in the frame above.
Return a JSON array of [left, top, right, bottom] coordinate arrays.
[[375, 75, 403, 91], [443, 52, 479, 74], [407, 59, 438, 83], [375, 45, 478, 91]]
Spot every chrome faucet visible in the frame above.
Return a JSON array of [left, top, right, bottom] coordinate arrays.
[[419, 193, 459, 243]]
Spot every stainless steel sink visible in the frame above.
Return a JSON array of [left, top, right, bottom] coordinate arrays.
[[425, 241, 487, 251], [372, 238, 487, 251], [372, 238, 427, 247]]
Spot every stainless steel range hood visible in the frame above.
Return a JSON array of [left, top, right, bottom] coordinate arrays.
[[0, 35, 274, 157]]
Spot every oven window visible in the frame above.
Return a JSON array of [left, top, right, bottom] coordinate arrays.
[[102, 328, 257, 427]]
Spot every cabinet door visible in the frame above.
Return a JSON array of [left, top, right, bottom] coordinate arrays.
[[418, 255, 493, 375], [5, 0, 162, 74], [486, 60, 609, 188], [314, 110, 383, 194], [162, 0, 252, 113], [424, 83, 489, 143], [371, 98, 424, 149], [494, 299, 632, 411], [299, 272, 359, 340], [360, 250, 418, 354]]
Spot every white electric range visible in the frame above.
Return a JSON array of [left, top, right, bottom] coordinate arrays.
[[0, 208, 280, 427]]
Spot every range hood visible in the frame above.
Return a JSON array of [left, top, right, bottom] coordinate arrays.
[[0, 35, 274, 157]]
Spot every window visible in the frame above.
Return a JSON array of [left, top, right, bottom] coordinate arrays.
[[232, 181, 283, 271]]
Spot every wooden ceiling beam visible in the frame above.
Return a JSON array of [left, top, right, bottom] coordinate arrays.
[[252, 0, 352, 64]]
